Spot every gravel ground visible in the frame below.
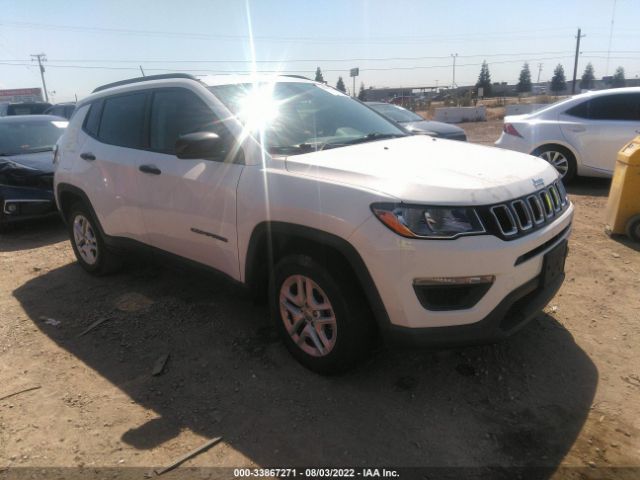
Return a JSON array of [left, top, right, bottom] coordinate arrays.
[[1, 123, 639, 479]]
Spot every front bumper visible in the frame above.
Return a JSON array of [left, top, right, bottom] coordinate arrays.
[[348, 203, 573, 342], [1, 185, 57, 224], [385, 264, 564, 347]]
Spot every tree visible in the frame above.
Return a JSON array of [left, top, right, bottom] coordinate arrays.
[[579, 63, 596, 90], [357, 82, 366, 101], [336, 76, 346, 93], [550, 64, 566, 94], [612, 66, 626, 88], [516, 62, 532, 93], [476, 61, 492, 97], [314, 67, 324, 83]]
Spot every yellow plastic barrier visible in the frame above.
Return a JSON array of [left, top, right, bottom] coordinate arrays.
[[605, 136, 640, 242]]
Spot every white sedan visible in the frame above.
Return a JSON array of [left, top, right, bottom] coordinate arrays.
[[495, 87, 640, 182]]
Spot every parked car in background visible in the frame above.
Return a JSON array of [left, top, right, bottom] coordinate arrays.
[[44, 102, 76, 119], [367, 101, 467, 141], [495, 87, 640, 182], [55, 73, 571, 373], [0, 115, 67, 230], [0, 102, 52, 116]]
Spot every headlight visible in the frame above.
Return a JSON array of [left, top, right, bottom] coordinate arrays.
[[371, 203, 485, 239]]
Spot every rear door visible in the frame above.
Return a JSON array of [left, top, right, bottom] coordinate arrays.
[[136, 87, 244, 278], [78, 92, 150, 240], [560, 93, 640, 174]]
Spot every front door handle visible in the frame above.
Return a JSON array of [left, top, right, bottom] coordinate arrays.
[[80, 152, 96, 161], [139, 164, 162, 175]]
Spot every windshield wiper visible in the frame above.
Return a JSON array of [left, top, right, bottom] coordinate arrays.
[[269, 143, 328, 155]]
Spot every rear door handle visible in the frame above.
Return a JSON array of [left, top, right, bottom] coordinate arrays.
[[80, 152, 96, 161], [567, 125, 586, 132], [139, 164, 162, 175]]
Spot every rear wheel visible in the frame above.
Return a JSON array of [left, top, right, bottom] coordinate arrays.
[[532, 145, 577, 183], [67, 202, 121, 275], [270, 254, 374, 374], [626, 215, 640, 243]]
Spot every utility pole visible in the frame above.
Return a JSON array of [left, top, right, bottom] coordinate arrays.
[[606, 0, 617, 75], [31, 53, 49, 102], [450, 53, 458, 89], [571, 28, 586, 94], [537, 63, 543, 83]]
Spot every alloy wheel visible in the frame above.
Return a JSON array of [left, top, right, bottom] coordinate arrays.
[[279, 274, 337, 357], [73, 214, 99, 265], [539, 150, 569, 178]]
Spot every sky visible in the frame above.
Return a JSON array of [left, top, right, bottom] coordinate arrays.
[[0, 0, 638, 102]]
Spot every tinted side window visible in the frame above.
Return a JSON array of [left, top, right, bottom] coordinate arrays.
[[84, 100, 104, 137], [150, 89, 230, 155], [566, 101, 588, 118], [566, 94, 640, 121], [98, 93, 147, 148]]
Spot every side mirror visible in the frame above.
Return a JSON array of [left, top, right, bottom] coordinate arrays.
[[175, 132, 225, 160]]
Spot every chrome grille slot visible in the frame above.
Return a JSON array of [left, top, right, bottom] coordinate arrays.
[[549, 185, 561, 211], [539, 190, 554, 217], [555, 181, 568, 206], [490, 205, 518, 236], [511, 199, 533, 230], [527, 195, 544, 224]]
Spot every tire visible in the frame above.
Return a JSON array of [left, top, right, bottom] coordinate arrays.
[[532, 145, 577, 183], [626, 215, 640, 243], [270, 254, 374, 374], [67, 202, 121, 275]]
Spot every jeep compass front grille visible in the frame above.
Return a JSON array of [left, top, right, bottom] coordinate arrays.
[[480, 181, 568, 240]]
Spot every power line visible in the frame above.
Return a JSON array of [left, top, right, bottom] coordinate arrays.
[[0, 55, 579, 75], [0, 20, 584, 44], [0, 50, 634, 67]]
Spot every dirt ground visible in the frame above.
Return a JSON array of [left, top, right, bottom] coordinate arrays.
[[1, 123, 639, 479]]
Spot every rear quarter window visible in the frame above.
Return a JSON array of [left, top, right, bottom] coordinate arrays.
[[83, 100, 103, 137]]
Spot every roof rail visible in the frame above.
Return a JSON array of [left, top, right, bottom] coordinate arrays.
[[92, 73, 200, 93]]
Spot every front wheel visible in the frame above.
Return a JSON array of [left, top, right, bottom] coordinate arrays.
[[270, 254, 374, 374], [532, 145, 577, 183]]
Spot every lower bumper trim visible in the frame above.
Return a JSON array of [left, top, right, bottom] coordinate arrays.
[[384, 271, 564, 348]]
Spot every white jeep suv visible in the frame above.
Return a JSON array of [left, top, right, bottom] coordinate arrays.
[[54, 74, 573, 373]]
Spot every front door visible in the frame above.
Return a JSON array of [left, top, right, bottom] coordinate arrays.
[[136, 87, 244, 279]]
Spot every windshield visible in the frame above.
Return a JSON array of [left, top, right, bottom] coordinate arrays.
[[0, 120, 68, 155], [209, 82, 406, 155], [369, 103, 424, 123]]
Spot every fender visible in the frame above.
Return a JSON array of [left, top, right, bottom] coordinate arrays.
[[529, 140, 581, 168], [56, 183, 108, 237], [245, 221, 391, 331]]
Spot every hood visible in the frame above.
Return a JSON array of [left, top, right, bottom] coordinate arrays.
[[401, 120, 465, 137], [284, 135, 559, 205], [0, 150, 55, 174]]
